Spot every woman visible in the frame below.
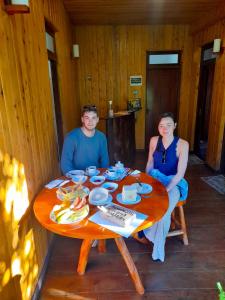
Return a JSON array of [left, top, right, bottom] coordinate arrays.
[[138, 112, 189, 262]]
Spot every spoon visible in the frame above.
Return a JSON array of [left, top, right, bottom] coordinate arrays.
[[141, 194, 152, 198], [135, 178, 143, 187]]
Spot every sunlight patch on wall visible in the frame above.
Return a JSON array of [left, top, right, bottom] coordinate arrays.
[[3, 155, 29, 222], [1, 268, 11, 288], [0, 151, 39, 300], [11, 255, 21, 277]]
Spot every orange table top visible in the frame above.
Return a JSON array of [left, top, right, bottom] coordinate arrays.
[[33, 171, 168, 239]]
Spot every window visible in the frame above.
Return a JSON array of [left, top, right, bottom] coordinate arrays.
[[149, 53, 179, 65]]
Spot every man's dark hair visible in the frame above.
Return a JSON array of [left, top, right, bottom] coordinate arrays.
[[159, 112, 176, 123], [81, 104, 98, 116]]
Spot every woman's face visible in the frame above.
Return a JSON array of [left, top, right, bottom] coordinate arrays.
[[158, 117, 176, 138]]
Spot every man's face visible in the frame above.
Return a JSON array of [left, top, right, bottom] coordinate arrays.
[[81, 111, 99, 131]]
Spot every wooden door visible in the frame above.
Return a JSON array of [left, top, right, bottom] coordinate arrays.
[[194, 46, 215, 160], [145, 64, 180, 150]]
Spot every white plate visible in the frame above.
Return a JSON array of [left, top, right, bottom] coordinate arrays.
[[57, 186, 90, 201], [116, 193, 141, 205], [131, 183, 153, 194], [86, 169, 100, 176], [50, 207, 89, 224], [90, 175, 105, 185], [71, 175, 88, 184], [89, 194, 113, 206], [101, 182, 118, 192], [66, 170, 85, 178]]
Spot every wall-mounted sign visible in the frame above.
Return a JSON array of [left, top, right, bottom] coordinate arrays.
[[130, 75, 142, 86]]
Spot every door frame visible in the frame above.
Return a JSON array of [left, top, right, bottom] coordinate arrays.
[[45, 21, 64, 158]]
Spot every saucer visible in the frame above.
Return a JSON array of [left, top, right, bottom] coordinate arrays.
[[86, 169, 100, 176], [90, 176, 105, 185], [116, 193, 141, 205], [101, 182, 118, 192], [131, 183, 153, 194], [89, 194, 113, 206], [66, 170, 85, 178]]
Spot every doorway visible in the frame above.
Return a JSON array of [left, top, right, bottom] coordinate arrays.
[[145, 51, 181, 150], [45, 22, 64, 159], [194, 44, 216, 160]]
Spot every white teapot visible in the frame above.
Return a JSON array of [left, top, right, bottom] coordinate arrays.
[[115, 161, 125, 173]]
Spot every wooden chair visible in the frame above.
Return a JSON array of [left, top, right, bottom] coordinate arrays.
[[167, 200, 189, 245]]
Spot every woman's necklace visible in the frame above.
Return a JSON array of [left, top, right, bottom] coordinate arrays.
[[162, 136, 174, 150]]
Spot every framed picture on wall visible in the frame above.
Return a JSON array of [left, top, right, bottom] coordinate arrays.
[[128, 98, 142, 111]]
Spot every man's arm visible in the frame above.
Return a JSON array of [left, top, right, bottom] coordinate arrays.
[[145, 136, 158, 173], [60, 135, 76, 175], [99, 134, 110, 168], [166, 140, 189, 192]]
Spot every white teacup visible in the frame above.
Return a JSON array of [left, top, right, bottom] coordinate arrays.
[[86, 166, 97, 176], [106, 169, 117, 179]]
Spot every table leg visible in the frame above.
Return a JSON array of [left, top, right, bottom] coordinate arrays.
[[77, 239, 93, 275], [114, 237, 145, 295], [98, 239, 106, 253]]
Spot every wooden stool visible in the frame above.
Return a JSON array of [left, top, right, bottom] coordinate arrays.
[[167, 200, 188, 245]]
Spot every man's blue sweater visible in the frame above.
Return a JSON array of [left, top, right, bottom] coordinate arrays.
[[61, 128, 109, 174]]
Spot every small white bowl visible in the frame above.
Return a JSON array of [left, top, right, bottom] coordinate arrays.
[[89, 187, 109, 205], [66, 170, 85, 178], [71, 175, 87, 184], [101, 182, 118, 192], [89, 175, 105, 185]]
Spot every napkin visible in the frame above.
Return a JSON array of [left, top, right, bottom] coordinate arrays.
[[45, 179, 70, 189], [130, 170, 141, 175]]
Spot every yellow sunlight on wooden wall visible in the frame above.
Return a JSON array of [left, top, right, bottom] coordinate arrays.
[[0, 151, 39, 300]]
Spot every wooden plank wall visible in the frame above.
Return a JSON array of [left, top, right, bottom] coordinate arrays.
[[74, 25, 193, 149], [189, 19, 225, 170], [0, 0, 79, 299]]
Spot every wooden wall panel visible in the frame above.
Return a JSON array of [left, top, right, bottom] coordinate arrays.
[[189, 19, 225, 169], [0, 0, 79, 299], [74, 25, 192, 149]]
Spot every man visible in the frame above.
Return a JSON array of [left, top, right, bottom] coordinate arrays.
[[61, 105, 109, 174]]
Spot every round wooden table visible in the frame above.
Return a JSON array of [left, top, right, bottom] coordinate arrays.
[[33, 171, 168, 295]]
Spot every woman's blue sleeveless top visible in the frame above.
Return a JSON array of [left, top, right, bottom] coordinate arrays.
[[153, 136, 179, 175]]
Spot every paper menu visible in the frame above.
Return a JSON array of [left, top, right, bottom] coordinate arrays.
[[89, 206, 148, 238]]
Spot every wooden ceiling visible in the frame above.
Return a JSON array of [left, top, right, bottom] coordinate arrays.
[[62, 0, 225, 26]]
